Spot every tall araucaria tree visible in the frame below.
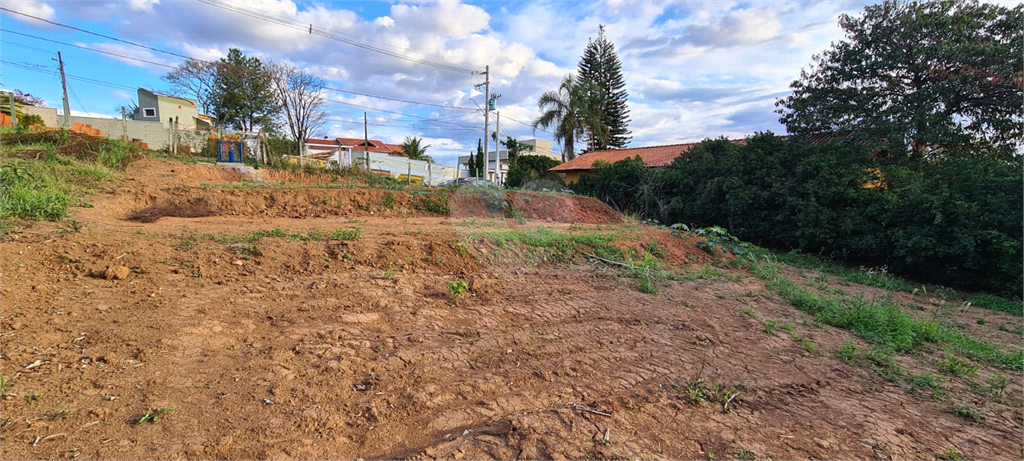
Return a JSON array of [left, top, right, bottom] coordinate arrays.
[[577, 24, 631, 151], [776, 0, 1023, 162]]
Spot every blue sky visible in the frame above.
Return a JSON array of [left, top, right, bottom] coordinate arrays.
[[0, 0, 981, 166]]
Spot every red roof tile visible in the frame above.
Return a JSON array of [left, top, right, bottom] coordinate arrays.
[[549, 143, 700, 171], [305, 137, 400, 154], [305, 138, 339, 146]]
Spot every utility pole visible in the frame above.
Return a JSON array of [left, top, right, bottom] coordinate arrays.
[[474, 65, 489, 179], [363, 112, 370, 171], [488, 93, 501, 183], [495, 110, 501, 186], [57, 51, 71, 128], [8, 92, 17, 128]]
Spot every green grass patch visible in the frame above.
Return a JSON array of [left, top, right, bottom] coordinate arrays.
[[776, 251, 914, 292], [762, 264, 1022, 371], [1, 156, 117, 226], [968, 294, 1022, 316]]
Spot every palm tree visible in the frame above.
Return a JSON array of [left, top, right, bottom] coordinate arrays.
[[400, 136, 432, 162], [532, 75, 607, 161]]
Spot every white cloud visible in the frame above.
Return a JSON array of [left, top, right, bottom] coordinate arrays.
[[128, 0, 159, 13], [5, 0, 888, 166], [390, 2, 489, 37], [3, 0, 56, 22]]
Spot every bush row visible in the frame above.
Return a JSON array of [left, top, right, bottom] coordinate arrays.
[[573, 133, 1022, 295]]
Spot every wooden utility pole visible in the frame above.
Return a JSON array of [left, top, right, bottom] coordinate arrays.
[[57, 51, 71, 128], [8, 92, 17, 128], [120, 106, 127, 140], [495, 110, 501, 186], [363, 112, 370, 171], [474, 66, 489, 179]]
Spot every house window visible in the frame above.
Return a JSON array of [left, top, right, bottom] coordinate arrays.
[[143, 108, 156, 117]]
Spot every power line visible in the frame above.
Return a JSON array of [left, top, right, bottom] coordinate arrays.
[[0, 60, 136, 91], [0, 13, 479, 112], [325, 98, 479, 130], [0, 7, 195, 61], [3, 53, 480, 130], [329, 117, 476, 132], [323, 86, 475, 112], [1, 7, 491, 133], [195, 0, 476, 74], [2, 30, 176, 69], [503, 114, 552, 135]]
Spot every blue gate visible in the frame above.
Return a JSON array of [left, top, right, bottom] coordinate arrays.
[[217, 141, 244, 163]]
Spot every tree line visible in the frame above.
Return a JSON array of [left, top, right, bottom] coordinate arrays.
[[573, 0, 1022, 295], [163, 48, 327, 157]]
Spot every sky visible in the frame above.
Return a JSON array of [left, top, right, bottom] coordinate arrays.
[[0, 0, 970, 166]]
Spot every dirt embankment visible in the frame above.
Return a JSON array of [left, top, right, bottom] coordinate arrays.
[[0, 152, 1021, 460]]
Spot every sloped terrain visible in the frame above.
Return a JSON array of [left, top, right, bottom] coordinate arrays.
[[1, 154, 1021, 460]]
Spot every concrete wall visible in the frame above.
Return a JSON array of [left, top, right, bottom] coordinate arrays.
[[21, 105, 59, 127], [351, 151, 459, 186], [18, 105, 208, 151]]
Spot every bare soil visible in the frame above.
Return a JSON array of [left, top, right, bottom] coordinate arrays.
[[1, 155, 1021, 460]]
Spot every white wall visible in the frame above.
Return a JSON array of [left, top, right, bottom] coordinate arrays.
[[351, 151, 460, 185], [19, 105, 208, 151]]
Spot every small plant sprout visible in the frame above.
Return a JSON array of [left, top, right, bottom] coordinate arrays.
[[135, 407, 175, 425], [0, 373, 14, 397], [735, 448, 757, 460], [937, 348, 981, 377], [446, 280, 470, 296]]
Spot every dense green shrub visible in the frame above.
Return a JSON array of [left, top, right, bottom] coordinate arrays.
[[577, 133, 1022, 294], [573, 155, 665, 217], [506, 155, 564, 188]]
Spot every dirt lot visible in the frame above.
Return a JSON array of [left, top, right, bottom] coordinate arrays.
[[1, 155, 1022, 460]]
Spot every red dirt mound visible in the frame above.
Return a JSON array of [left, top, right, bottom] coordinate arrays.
[[450, 189, 622, 224], [124, 187, 623, 225]]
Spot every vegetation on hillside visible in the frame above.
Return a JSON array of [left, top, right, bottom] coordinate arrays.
[[574, 134, 1022, 296]]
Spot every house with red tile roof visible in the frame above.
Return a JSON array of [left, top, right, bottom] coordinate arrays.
[[550, 132, 860, 184], [549, 142, 708, 184], [304, 137, 404, 165]]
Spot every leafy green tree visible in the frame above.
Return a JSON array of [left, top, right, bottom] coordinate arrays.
[[500, 136, 534, 172], [213, 48, 279, 132], [506, 155, 563, 188], [577, 24, 631, 150], [533, 75, 607, 161], [400, 136, 432, 162], [476, 138, 485, 178], [466, 149, 478, 178], [776, 0, 1023, 162], [575, 132, 1021, 294], [574, 156, 661, 216]]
